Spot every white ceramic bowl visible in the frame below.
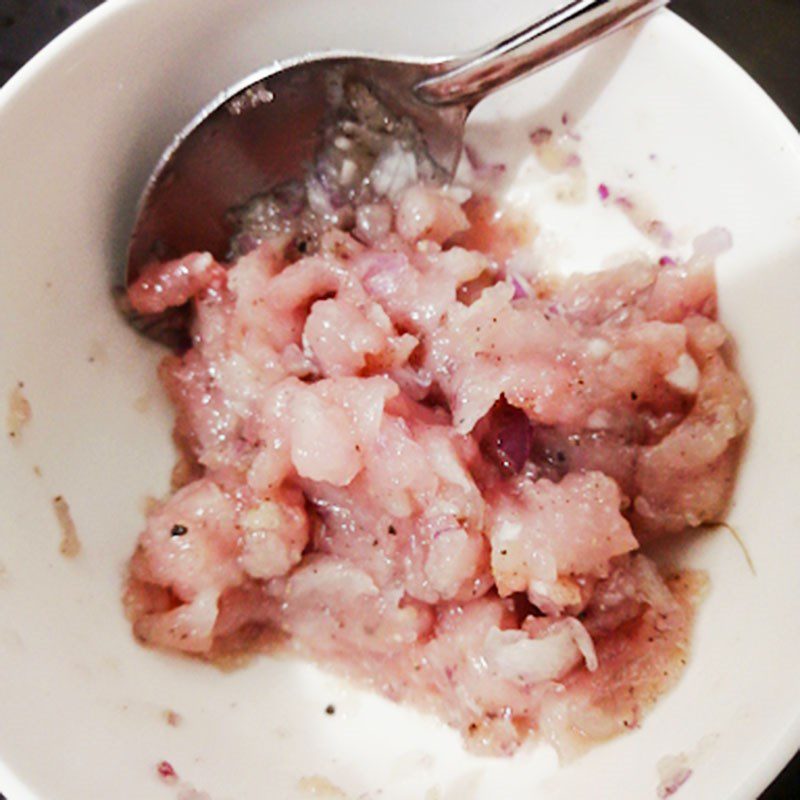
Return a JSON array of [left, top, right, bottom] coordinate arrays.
[[1, 2, 798, 798]]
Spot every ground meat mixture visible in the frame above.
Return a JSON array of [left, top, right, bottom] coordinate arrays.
[[124, 142, 750, 756]]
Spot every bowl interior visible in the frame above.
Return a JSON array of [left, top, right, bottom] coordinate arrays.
[[0, 1, 798, 798]]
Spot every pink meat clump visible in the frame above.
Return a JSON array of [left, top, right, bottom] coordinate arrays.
[[124, 182, 750, 756]]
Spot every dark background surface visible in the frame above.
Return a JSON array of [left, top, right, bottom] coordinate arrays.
[[0, 1, 798, 798]]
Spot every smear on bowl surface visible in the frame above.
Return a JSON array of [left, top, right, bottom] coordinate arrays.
[[53, 494, 80, 558], [7, 381, 31, 440], [122, 85, 750, 757]]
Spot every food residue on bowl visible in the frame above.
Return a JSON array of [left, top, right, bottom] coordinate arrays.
[[122, 86, 751, 757], [655, 731, 720, 798], [163, 708, 182, 727], [53, 494, 80, 558], [134, 393, 152, 413], [657, 752, 692, 798], [297, 775, 349, 798], [7, 381, 31, 440]]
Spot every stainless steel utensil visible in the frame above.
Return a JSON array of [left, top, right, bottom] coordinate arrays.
[[124, 0, 667, 344]]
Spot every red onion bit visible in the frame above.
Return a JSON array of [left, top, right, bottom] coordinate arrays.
[[657, 767, 692, 798], [614, 195, 635, 211], [433, 525, 463, 540], [233, 233, 260, 255], [492, 403, 533, 473], [509, 273, 531, 300], [598, 186, 674, 247], [529, 127, 553, 146], [560, 111, 582, 141], [157, 761, 179, 784], [465, 144, 507, 181], [658, 256, 676, 267]]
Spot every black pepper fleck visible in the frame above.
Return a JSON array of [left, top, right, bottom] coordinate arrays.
[[325, 704, 336, 715], [170, 524, 188, 537], [388, 525, 397, 536]]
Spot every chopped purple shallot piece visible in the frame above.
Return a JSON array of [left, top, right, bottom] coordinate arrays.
[[529, 127, 553, 146], [464, 144, 507, 181], [657, 766, 692, 798]]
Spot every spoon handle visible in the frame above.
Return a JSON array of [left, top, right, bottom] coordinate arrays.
[[414, 0, 668, 107]]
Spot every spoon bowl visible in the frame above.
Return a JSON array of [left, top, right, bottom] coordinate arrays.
[[127, 55, 466, 276], [124, 0, 667, 344]]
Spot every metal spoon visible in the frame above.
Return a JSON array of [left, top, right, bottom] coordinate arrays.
[[124, 0, 667, 345]]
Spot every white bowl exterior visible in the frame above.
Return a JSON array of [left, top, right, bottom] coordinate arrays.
[[0, 1, 798, 798]]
